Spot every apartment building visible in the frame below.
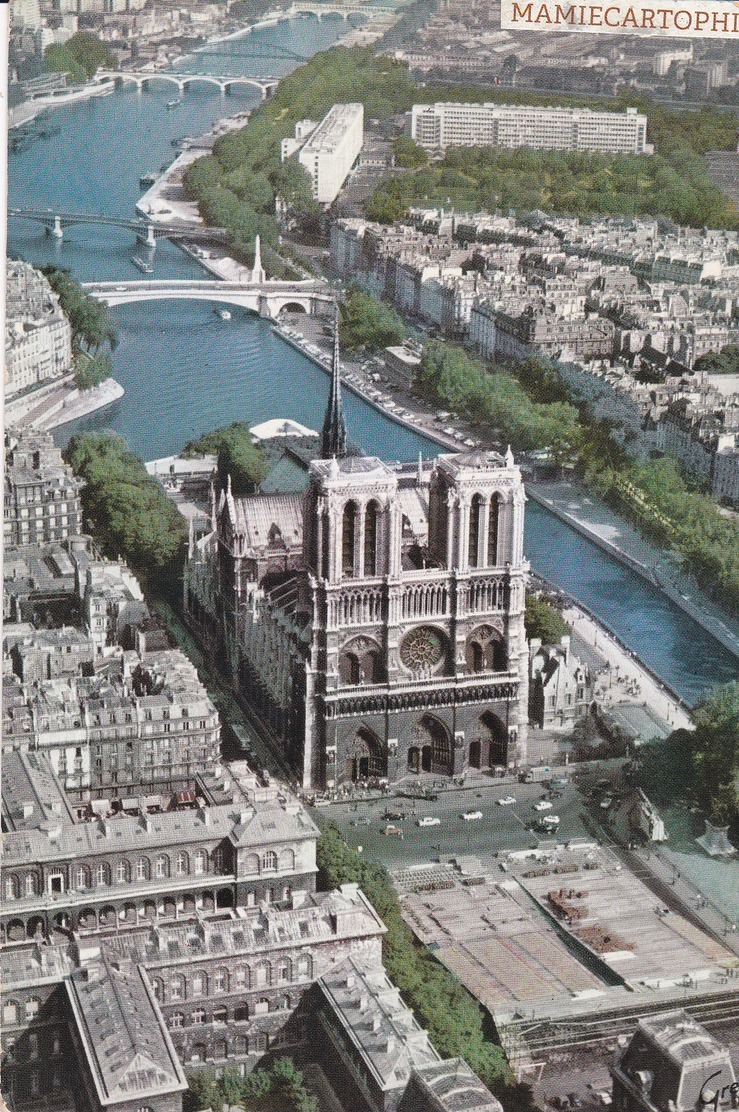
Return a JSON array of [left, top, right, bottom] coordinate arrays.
[[5, 262, 73, 398]]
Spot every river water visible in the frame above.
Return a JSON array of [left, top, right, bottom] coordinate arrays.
[[7, 16, 737, 704]]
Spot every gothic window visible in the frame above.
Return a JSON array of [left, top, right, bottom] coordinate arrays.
[[364, 500, 379, 576], [191, 1008, 205, 1026], [116, 860, 130, 884], [192, 972, 207, 997], [488, 496, 500, 566], [468, 494, 483, 567], [262, 851, 277, 872], [342, 502, 357, 577], [176, 851, 189, 876], [136, 858, 150, 881], [155, 855, 169, 879], [214, 969, 228, 993], [3, 1001, 18, 1025], [170, 976, 184, 1001], [95, 863, 110, 887], [5, 876, 19, 901], [194, 851, 207, 876], [297, 955, 312, 980], [399, 627, 447, 676]]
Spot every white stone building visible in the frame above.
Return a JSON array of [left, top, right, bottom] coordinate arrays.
[[5, 262, 73, 398], [298, 103, 364, 204]]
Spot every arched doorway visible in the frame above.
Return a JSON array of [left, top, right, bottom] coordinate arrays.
[[413, 715, 453, 776], [345, 727, 386, 782], [470, 711, 508, 769]]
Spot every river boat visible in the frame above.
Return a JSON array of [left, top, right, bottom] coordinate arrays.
[[214, 307, 232, 321], [165, 97, 183, 109], [139, 172, 157, 187], [131, 256, 154, 275]]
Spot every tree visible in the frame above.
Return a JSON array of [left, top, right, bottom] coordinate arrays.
[[41, 267, 118, 355], [182, 423, 268, 496], [339, 288, 405, 353], [63, 432, 188, 575], [691, 683, 739, 823], [182, 156, 224, 202], [44, 31, 115, 82], [74, 351, 112, 391], [525, 594, 570, 644], [393, 134, 428, 168]]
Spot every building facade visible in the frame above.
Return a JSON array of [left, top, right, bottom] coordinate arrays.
[[4, 429, 83, 548], [5, 262, 73, 397], [185, 440, 530, 788], [298, 102, 364, 204], [410, 103, 651, 155]]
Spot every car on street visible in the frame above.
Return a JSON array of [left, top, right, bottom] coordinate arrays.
[[461, 810, 483, 821], [497, 796, 517, 806], [533, 800, 553, 811], [417, 816, 441, 827], [384, 824, 404, 838], [538, 815, 561, 829], [600, 796, 614, 809]]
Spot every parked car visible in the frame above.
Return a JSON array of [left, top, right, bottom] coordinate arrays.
[[384, 824, 404, 838], [461, 810, 483, 821], [533, 800, 553, 812], [417, 816, 441, 827], [497, 796, 517, 806]]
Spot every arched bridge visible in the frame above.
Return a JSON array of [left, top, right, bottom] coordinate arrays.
[[96, 71, 279, 99], [81, 279, 335, 319], [285, 2, 394, 16], [9, 208, 229, 246]]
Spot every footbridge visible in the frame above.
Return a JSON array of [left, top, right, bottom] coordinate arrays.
[[81, 279, 335, 319], [9, 208, 229, 247], [96, 71, 279, 99]]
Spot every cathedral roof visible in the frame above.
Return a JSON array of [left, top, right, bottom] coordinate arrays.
[[225, 492, 304, 554]]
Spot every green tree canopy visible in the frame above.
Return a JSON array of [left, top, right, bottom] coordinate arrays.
[[41, 267, 118, 354], [694, 344, 739, 375], [525, 594, 570, 644], [44, 31, 115, 82], [339, 288, 405, 353], [182, 423, 268, 496], [63, 433, 187, 574]]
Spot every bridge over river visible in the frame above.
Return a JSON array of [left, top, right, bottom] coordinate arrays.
[[95, 70, 279, 99], [82, 278, 335, 318], [9, 208, 230, 247]]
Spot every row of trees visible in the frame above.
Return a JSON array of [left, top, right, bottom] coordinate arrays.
[[43, 266, 118, 355], [339, 287, 405, 353], [367, 143, 738, 230], [316, 827, 529, 1109], [186, 1057, 318, 1112], [640, 683, 739, 831], [182, 423, 268, 496], [43, 31, 115, 84], [63, 432, 188, 579], [416, 341, 581, 458]]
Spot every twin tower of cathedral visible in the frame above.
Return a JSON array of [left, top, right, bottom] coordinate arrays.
[[185, 311, 529, 789]]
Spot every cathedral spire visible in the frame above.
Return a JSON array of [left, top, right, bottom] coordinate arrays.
[[321, 304, 348, 460]]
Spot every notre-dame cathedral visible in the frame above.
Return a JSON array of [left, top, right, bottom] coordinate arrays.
[[184, 321, 529, 789]]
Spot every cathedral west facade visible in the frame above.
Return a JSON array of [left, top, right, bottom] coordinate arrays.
[[184, 331, 529, 789]]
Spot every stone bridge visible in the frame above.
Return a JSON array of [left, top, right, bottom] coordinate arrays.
[[95, 71, 279, 99], [81, 279, 335, 319]]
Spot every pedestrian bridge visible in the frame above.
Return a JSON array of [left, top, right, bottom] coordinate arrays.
[[82, 279, 335, 319], [96, 71, 279, 99]]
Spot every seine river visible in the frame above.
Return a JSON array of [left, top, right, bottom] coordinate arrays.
[[7, 16, 737, 704]]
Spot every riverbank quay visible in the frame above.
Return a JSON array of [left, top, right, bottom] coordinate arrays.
[[4, 373, 124, 431], [530, 480, 739, 664]]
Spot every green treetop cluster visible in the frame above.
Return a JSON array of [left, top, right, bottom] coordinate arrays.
[[640, 682, 739, 833], [694, 343, 739, 375], [43, 31, 115, 84], [416, 340, 581, 458], [42, 266, 118, 392], [316, 827, 531, 1110], [186, 1057, 318, 1112], [339, 287, 406, 353], [182, 423, 268, 496], [367, 144, 738, 230], [63, 432, 188, 577], [525, 594, 571, 644]]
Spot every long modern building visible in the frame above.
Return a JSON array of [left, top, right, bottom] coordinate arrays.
[[298, 102, 364, 204], [410, 102, 652, 155]]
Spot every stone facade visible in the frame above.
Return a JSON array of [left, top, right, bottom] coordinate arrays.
[[185, 448, 530, 789]]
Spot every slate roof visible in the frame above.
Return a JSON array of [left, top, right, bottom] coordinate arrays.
[[319, 955, 439, 1092], [409, 1059, 503, 1112], [226, 491, 304, 553], [65, 959, 187, 1108]]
